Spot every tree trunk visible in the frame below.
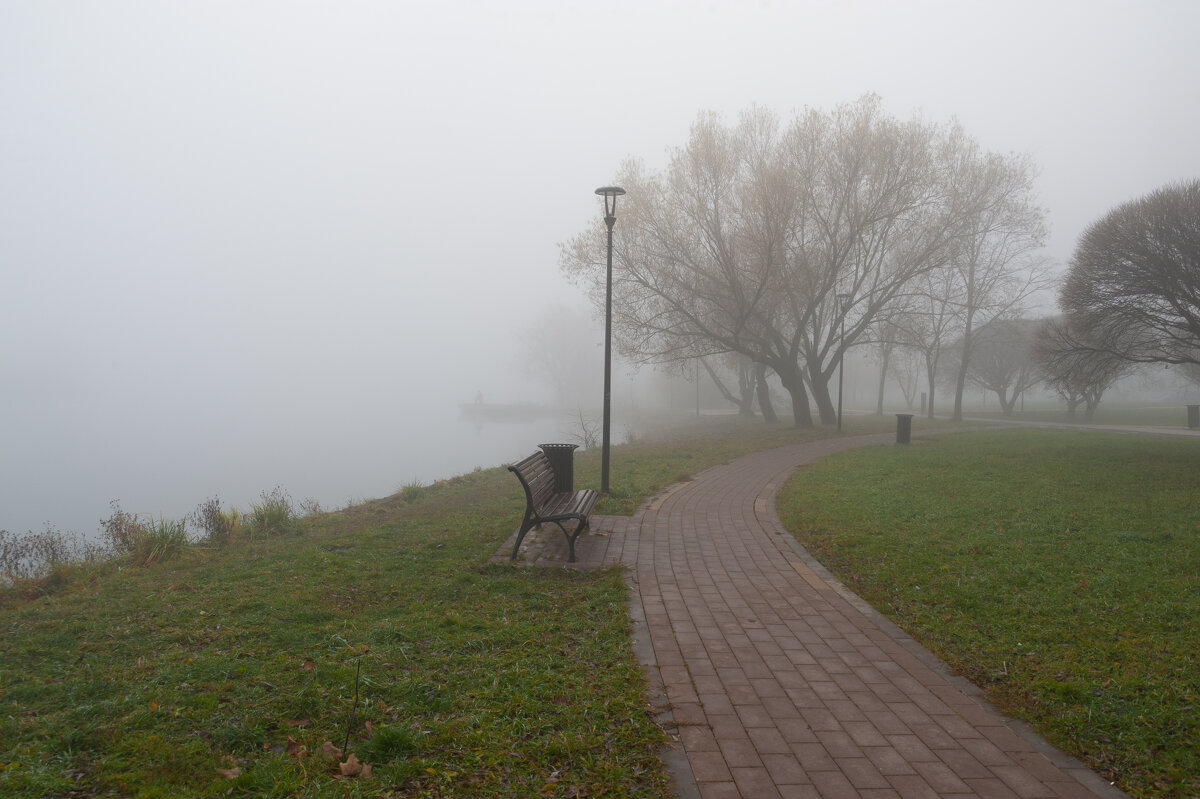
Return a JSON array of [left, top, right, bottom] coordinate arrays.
[[924, 354, 937, 419], [998, 390, 1015, 416], [953, 258, 980, 423], [755, 364, 778, 424], [952, 318, 974, 422], [778, 367, 814, 428], [876, 344, 891, 415], [701, 359, 754, 416], [808, 363, 837, 425], [737, 363, 755, 416]]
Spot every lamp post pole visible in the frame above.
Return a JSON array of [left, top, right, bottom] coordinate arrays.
[[837, 293, 851, 433], [595, 186, 625, 494]]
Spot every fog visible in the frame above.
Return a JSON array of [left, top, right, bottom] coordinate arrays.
[[3, 1, 1199, 537]]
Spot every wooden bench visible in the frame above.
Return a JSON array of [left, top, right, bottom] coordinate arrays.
[[507, 451, 598, 563]]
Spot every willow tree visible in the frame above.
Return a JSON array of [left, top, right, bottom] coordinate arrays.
[[561, 97, 1037, 426], [561, 108, 812, 420]]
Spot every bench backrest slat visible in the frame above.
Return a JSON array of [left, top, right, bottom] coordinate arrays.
[[508, 452, 559, 511]]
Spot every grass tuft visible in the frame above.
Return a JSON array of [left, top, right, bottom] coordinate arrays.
[[247, 487, 297, 537], [399, 480, 426, 503], [189, 496, 241, 546], [129, 516, 190, 566]]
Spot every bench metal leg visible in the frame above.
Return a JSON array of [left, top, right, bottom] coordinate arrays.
[[510, 520, 535, 560], [556, 519, 588, 563]]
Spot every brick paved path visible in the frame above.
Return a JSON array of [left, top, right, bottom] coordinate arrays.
[[502, 434, 1128, 799]]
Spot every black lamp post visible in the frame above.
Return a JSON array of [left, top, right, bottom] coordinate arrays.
[[595, 186, 625, 494], [837, 293, 851, 432]]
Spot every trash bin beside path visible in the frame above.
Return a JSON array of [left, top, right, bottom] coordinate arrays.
[[1188, 405, 1199, 430], [895, 413, 914, 444], [538, 443, 579, 492]]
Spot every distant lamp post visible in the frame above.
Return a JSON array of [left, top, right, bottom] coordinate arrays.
[[595, 186, 625, 494], [837, 293, 851, 432]]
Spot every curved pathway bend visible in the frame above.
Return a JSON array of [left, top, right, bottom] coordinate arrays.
[[501, 428, 1142, 798]]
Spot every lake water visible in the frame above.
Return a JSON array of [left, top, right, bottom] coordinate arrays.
[[1, 404, 592, 542]]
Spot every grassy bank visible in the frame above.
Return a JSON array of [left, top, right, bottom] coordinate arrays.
[[1, 469, 669, 797], [777, 428, 1200, 798], [1, 413, 897, 798]]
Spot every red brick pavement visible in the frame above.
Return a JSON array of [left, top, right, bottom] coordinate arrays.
[[499, 434, 1130, 799]]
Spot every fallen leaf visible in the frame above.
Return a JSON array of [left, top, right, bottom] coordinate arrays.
[[215, 767, 241, 779], [339, 754, 363, 777], [318, 741, 343, 762], [360, 763, 373, 779], [300, 660, 316, 671], [284, 718, 311, 727], [286, 736, 306, 758]]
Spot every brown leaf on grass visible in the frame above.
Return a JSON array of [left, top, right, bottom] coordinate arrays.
[[300, 660, 316, 671], [285, 736, 306, 759], [318, 741, 343, 762], [284, 718, 311, 727], [215, 767, 241, 779], [338, 753, 363, 777]]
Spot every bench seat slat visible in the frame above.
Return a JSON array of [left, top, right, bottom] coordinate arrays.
[[542, 489, 597, 518]]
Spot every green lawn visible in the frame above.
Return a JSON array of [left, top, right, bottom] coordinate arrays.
[[954, 399, 1199, 428], [777, 428, 1200, 799], [1, 467, 671, 798]]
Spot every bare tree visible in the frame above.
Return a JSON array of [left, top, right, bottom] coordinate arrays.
[[784, 98, 968, 425], [895, 268, 961, 419], [561, 98, 1003, 427], [1035, 316, 1131, 420], [955, 317, 1043, 416], [1060, 179, 1200, 367], [888, 344, 925, 410], [562, 109, 800, 414], [944, 137, 1051, 421], [699, 355, 757, 416], [866, 315, 907, 415]]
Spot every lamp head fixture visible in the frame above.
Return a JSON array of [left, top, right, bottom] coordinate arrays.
[[595, 186, 626, 220]]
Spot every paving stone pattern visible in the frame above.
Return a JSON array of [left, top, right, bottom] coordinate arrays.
[[499, 434, 1130, 799]]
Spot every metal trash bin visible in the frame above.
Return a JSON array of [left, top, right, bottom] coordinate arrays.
[[895, 414, 914, 445], [538, 443, 579, 492], [1188, 405, 1199, 430]]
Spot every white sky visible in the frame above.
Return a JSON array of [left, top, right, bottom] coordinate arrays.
[[3, 0, 1199, 535]]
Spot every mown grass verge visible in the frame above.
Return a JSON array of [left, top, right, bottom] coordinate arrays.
[[0, 467, 669, 797], [0, 413, 904, 797], [958, 399, 1198, 428], [776, 428, 1200, 799]]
